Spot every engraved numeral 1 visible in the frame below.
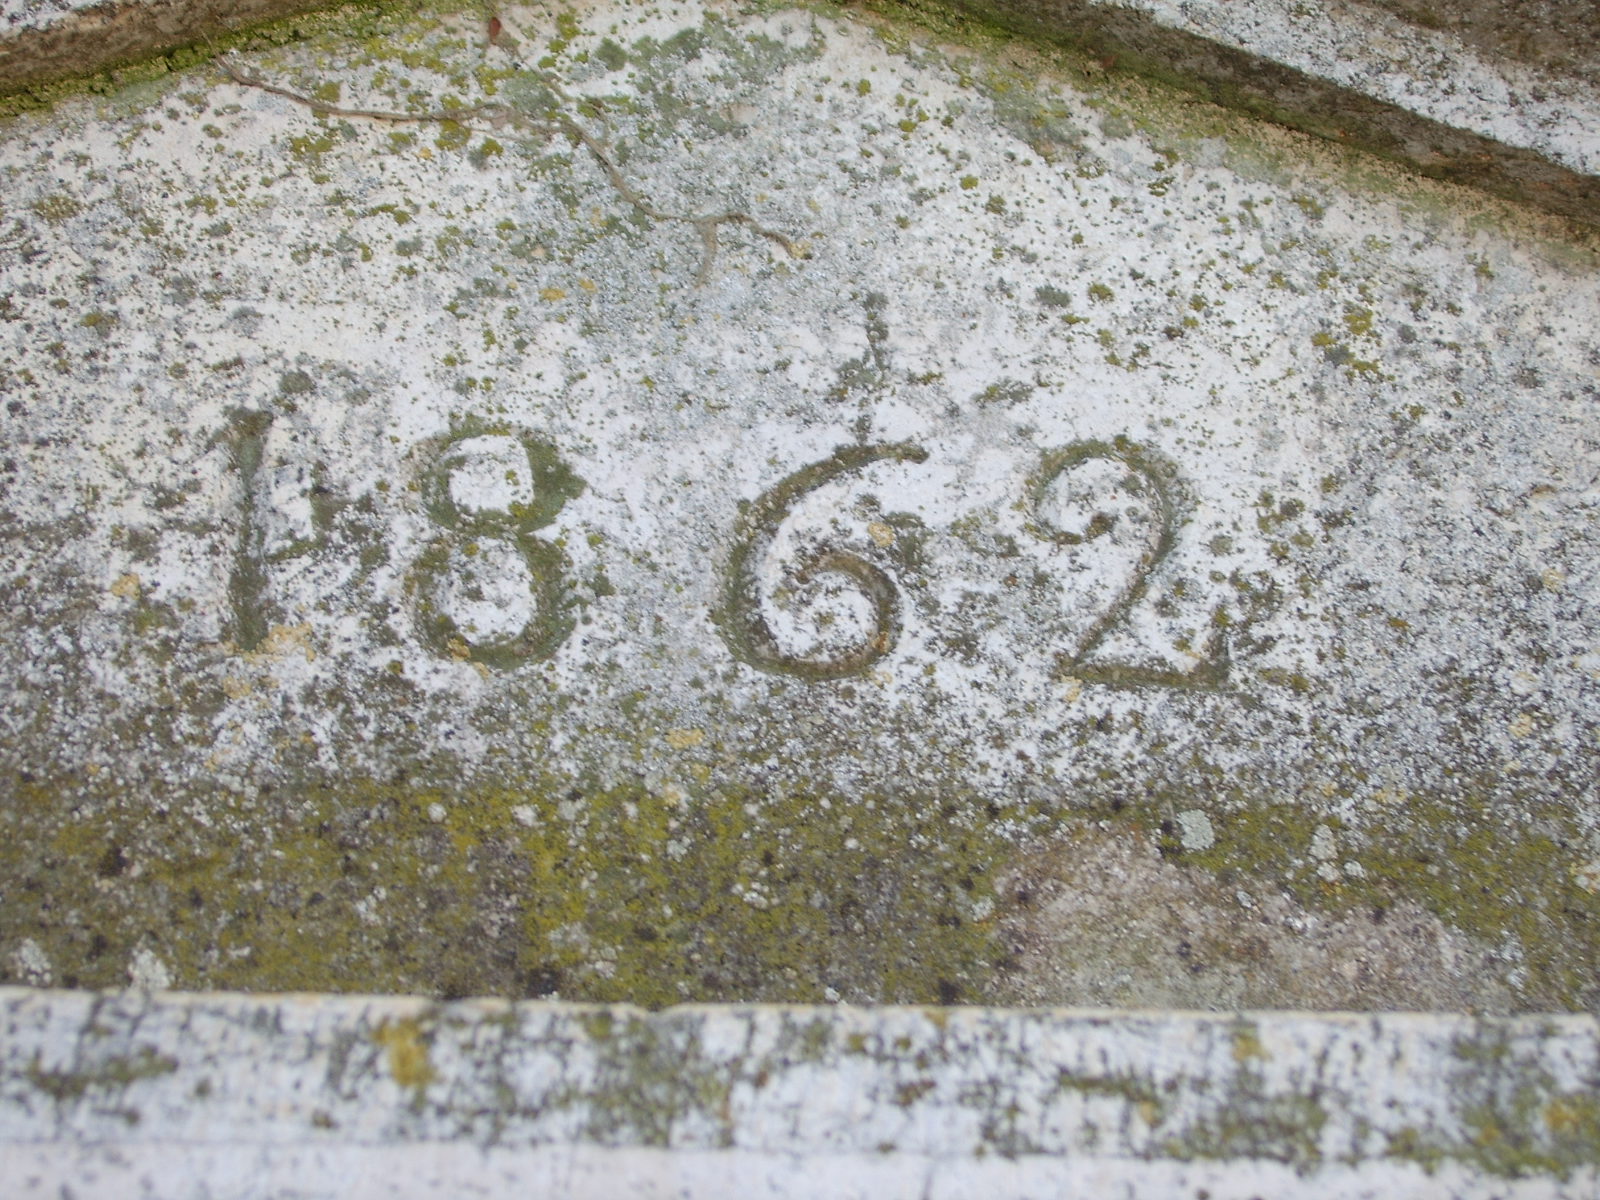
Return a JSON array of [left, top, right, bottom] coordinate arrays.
[[222, 408, 336, 652]]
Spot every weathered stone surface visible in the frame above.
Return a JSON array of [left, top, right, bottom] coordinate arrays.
[[1360, 0, 1600, 77], [0, 0, 1597, 1013], [3, 988, 1598, 1198]]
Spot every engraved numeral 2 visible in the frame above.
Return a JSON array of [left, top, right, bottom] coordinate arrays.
[[1025, 438, 1228, 690]]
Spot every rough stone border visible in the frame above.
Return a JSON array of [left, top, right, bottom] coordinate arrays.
[[3, 988, 1598, 1196], [933, 0, 1600, 228], [0, 0, 326, 89], [4, 0, 1597, 227]]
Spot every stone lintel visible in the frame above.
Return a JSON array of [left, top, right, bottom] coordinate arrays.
[[3, 987, 1598, 1197], [932, 0, 1600, 227]]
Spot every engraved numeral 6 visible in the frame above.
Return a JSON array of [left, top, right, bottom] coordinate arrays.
[[717, 442, 929, 680]]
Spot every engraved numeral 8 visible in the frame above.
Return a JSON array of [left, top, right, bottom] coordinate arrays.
[[407, 426, 584, 668]]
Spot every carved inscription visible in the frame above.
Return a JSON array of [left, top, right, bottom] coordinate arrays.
[[717, 442, 931, 680], [227, 416, 1250, 691]]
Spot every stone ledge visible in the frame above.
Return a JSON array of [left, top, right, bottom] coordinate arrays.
[[955, 0, 1600, 176], [0, 0, 326, 89], [935, 0, 1600, 227], [5, 0, 1598, 227], [4, 0, 1599, 214], [3, 988, 1598, 1197]]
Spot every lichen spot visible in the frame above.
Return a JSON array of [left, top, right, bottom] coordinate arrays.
[[1230, 1024, 1268, 1063], [665, 728, 706, 750], [1543, 1095, 1599, 1136], [245, 623, 317, 664], [1572, 861, 1600, 894], [373, 1018, 434, 1090], [1176, 810, 1215, 852]]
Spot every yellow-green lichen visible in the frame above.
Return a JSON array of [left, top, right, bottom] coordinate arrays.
[[1, 759, 1008, 1006], [372, 1017, 436, 1092]]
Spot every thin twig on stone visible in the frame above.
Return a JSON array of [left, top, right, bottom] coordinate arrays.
[[217, 55, 807, 285]]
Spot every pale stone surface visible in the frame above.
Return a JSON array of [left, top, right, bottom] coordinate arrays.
[[2, 987, 1598, 1197], [0, 0, 1597, 1013], [1, 0, 98, 31]]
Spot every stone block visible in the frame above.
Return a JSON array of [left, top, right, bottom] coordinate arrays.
[[0, 0, 1596, 1016]]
